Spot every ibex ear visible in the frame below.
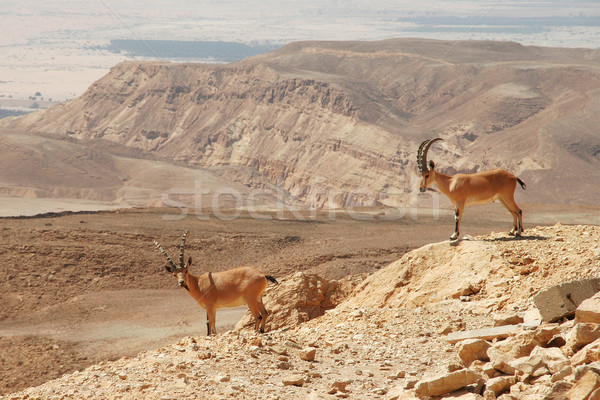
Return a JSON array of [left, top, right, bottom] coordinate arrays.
[[187, 256, 192, 267], [429, 160, 435, 170], [165, 264, 173, 273]]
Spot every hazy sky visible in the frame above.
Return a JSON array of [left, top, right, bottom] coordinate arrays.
[[3, 0, 599, 46]]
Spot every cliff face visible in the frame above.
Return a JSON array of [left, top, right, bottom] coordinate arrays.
[[3, 38, 600, 207]]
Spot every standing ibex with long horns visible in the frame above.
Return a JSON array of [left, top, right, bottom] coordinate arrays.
[[154, 230, 278, 335], [417, 138, 526, 240]]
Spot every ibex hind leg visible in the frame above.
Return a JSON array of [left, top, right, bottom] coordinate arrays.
[[500, 197, 521, 237], [247, 302, 263, 333], [257, 297, 269, 333]]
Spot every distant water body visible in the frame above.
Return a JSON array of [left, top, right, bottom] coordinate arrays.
[[104, 40, 281, 63]]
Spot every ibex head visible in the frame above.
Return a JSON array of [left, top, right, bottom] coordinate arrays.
[[154, 230, 192, 291], [417, 138, 443, 192]]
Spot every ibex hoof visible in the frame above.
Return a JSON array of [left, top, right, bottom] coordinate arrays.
[[449, 234, 458, 240]]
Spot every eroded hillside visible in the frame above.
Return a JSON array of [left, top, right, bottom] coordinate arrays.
[[1, 39, 599, 208], [4, 224, 600, 399]]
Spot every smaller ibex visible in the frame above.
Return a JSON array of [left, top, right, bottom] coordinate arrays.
[[154, 230, 278, 335], [417, 138, 526, 240]]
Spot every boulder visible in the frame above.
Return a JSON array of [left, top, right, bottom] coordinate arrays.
[[236, 272, 359, 331], [534, 278, 600, 323]]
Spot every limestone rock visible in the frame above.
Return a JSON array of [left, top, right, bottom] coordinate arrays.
[[530, 346, 570, 374], [446, 325, 518, 344], [282, 374, 305, 387], [566, 370, 600, 400], [591, 388, 600, 400], [523, 308, 543, 324], [509, 355, 548, 378], [440, 390, 481, 399], [535, 278, 600, 322], [492, 312, 524, 327], [577, 294, 600, 324], [572, 339, 600, 367], [543, 381, 575, 400], [384, 386, 412, 400], [300, 347, 317, 362], [485, 375, 516, 396], [328, 379, 352, 394], [414, 369, 482, 398], [488, 325, 561, 374], [552, 366, 573, 383], [236, 272, 358, 331], [457, 339, 491, 367], [564, 323, 600, 355]]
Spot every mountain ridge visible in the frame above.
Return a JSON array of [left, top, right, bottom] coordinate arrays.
[[1, 38, 599, 208]]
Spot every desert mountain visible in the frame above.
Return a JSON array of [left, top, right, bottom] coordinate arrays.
[[0, 130, 273, 214], [1, 38, 599, 208]]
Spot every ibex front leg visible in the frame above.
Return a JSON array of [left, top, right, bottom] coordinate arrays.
[[450, 204, 464, 241], [206, 306, 217, 336]]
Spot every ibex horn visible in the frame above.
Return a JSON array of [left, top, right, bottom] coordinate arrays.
[[417, 138, 443, 172], [154, 240, 178, 272], [179, 230, 189, 268]]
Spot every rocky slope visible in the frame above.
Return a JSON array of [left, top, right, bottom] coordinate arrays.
[[0, 131, 263, 208], [3, 224, 599, 399], [1, 39, 599, 207]]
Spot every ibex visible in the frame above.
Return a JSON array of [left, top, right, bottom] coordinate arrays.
[[417, 138, 526, 240], [154, 230, 278, 335]]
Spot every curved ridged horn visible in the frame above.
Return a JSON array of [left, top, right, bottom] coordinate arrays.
[[416, 140, 429, 172], [417, 138, 443, 172], [179, 230, 189, 268], [154, 240, 177, 272]]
